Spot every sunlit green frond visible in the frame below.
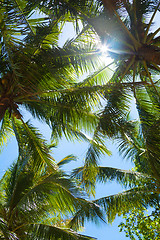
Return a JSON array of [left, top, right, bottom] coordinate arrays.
[[0, 152, 105, 239], [58, 155, 77, 168], [0, 111, 14, 153], [34, 40, 102, 78], [0, 217, 18, 240], [12, 118, 55, 171], [9, 175, 78, 223], [94, 184, 159, 223], [72, 166, 150, 189], [2, 162, 75, 226], [75, 62, 114, 88], [49, 105, 98, 141], [68, 198, 105, 231]]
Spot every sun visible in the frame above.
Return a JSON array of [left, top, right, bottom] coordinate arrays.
[[99, 44, 109, 55], [98, 43, 112, 65]]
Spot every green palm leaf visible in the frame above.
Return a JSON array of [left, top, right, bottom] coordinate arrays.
[[0, 112, 14, 153], [24, 223, 96, 240], [68, 198, 105, 231], [0, 149, 106, 239], [12, 118, 55, 171], [94, 184, 159, 223], [72, 166, 149, 189]]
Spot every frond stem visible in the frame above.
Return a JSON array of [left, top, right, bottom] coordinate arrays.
[[14, 0, 35, 35], [146, 28, 160, 44], [119, 56, 135, 82], [132, 62, 137, 98], [75, 61, 115, 87], [101, 0, 141, 50], [14, 81, 151, 101], [143, 1, 160, 43], [142, 61, 160, 98]]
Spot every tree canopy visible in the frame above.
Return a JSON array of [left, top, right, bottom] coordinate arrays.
[[0, 0, 160, 239]]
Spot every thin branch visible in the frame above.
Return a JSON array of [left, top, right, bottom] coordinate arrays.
[[151, 62, 160, 72]]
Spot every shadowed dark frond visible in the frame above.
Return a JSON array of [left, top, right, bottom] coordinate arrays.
[[25, 0, 103, 29]]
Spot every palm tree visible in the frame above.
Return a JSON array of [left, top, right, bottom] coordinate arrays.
[[71, 84, 160, 223], [19, 0, 160, 231], [2, 0, 160, 227], [94, 0, 160, 74], [35, 0, 160, 85], [0, 146, 106, 239], [71, 129, 160, 224], [30, 0, 160, 179], [1, 0, 114, 169], [0, 1, 96, 120], [94, 0, 160, 186], [60, 0, 160, 192]]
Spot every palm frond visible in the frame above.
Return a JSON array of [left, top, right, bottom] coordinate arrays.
[[0, 217, 18, 240], [25, 0, 102, 28], [12, 118, 55, 171], [99, 86, 132, 137], [23, 223, 96, 240], [134, 87, 160, 179], [94, 184, 159, 223], [7, 168, 83, 223], [0, 111, 14, 153], [72, 166, 150, 189], [58, 155, 77, 168], [68, 198, 105, 231]]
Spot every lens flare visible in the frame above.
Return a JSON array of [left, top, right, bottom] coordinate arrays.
[[98, 43, 112, 65], [100, 44, 109, 55]]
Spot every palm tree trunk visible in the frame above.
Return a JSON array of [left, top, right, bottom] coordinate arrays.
[[0, 105, 8, 122], [0, 99, 9, 122], [138, 45, 160, 65]]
